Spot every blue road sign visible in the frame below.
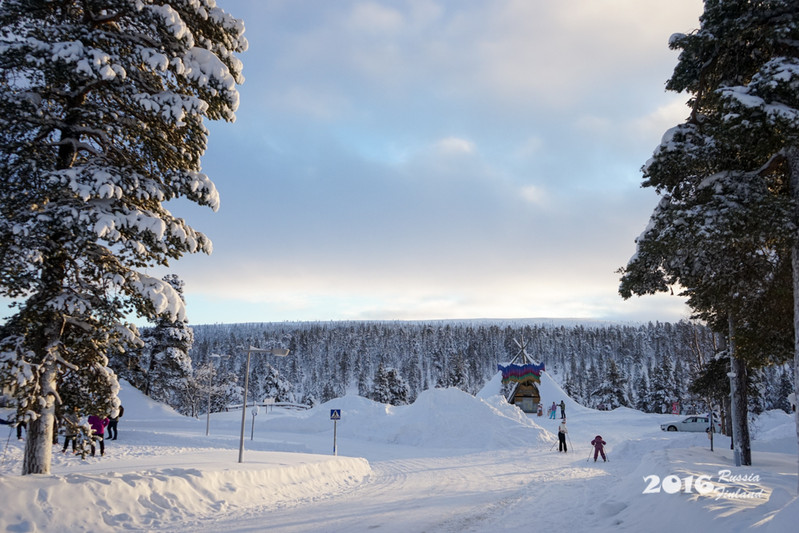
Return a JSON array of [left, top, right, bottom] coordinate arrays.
[[330, 409, 341, 420]]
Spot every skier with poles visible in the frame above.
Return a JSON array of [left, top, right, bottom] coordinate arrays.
[[557, 419, 568, 452], [590, 435, 607, 462]]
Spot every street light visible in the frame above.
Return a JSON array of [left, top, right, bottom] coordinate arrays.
[[206, 353, 230, 436], [238, 345, 290, 463]]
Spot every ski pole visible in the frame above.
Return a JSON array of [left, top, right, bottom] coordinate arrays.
[[586, 447, 593, 462], [567, 433, 573, 452]]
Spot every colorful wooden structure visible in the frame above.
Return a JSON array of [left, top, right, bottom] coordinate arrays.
[[498, 338, 545, 414]]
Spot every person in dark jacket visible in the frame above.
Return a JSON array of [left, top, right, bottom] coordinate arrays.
[[62, 407, 81, 454], [559, 400, 566, 420], [558, 420, 568, 452], [107, 405, 124, 440], [591, 434, 607, 462]]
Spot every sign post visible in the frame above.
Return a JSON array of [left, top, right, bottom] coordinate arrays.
[[708, 410, 714, 452], [251, 406, 258, 440], [330, 409, 341, 456]]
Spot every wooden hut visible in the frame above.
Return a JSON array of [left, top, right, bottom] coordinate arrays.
[[509, 380, 541, 414], [498, 338, 544, 414]]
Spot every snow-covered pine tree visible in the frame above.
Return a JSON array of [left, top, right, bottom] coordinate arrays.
[[143, 275, 194, 409], [633, 373, 650, 412], [175, 368, 204, 418], [357, 362, 371, 398], [262, 363, 294, 403], [619, 0, 799, 468], [647, 358, 676, 414], [447, 352, 469, 392], [385, 367, 410, 405], [0, 1, 245, 474], [371, 363, 391, 404], [590, 359, 630, 410]]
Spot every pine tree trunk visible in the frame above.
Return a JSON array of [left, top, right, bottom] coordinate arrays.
[[731, 355, 751, 465], [722, 395, 731, 436], [727, 313, 752, 466], [795, 312, 799, 493], [21, 360, 57, 475], [789, 146, 799, 493]]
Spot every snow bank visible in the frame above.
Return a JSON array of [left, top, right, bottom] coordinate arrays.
[[536, 370, 589, 416], [270, 387, 554, 450], [382, 387, 552, 448], [0, 452, 370, 532], [594, 444, 799, 532]]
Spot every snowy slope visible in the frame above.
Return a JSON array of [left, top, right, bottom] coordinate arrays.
[[0, 376, 797, 532]]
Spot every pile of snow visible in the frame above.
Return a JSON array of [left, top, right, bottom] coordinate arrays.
[[0, 451, 370, 532], [275, 387, 553, 450]]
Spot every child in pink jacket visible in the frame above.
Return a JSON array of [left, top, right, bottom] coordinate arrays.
[[88, 414, 109, 457], [591, 435, 607, 462]]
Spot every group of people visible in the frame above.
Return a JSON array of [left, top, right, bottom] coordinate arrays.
[[13, 404, 124, 458], [551, 404, 607, 462], [548, 400, 566, 420]]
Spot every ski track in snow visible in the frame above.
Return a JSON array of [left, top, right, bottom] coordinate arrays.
[[184, 448, 634, 532]]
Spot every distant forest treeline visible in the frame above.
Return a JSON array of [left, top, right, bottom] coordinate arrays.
[[184, 319, 793, 415]]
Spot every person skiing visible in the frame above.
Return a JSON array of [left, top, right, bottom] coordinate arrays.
[[560, 400, 566, 420], [549, 401, 557, 419], [558, 420, 568, 452], [591, 434, 607, 462]]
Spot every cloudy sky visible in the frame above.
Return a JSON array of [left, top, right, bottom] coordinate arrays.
[[160, 0, 705, 325]]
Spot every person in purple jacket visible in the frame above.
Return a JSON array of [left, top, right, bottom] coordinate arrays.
[[591, 435, 607, 462], [87, 413, 109, 457]]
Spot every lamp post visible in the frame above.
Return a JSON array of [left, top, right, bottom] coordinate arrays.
[[238, 346, 290, 463], [206, 353, 230, 436]]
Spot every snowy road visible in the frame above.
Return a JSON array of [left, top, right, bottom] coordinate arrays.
[[184, 446, 621, 533]]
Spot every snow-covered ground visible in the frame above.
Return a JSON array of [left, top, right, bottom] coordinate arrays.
[[1, 373, 797, 532]]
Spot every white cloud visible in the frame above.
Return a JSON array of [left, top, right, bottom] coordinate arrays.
[[346, 2, 405, 34], [631, 96, 692, 141], [266, 85, 349, 120], [520, 184, 548, 206], [434, 136, 475, 155], [173, 256, 692, 324], [514, 136, 544, 159]]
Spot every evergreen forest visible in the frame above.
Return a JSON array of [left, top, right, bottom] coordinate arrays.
[[115, 319, 795, 421]]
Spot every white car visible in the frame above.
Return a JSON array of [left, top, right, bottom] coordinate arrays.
[[661, 415, 721, 433]]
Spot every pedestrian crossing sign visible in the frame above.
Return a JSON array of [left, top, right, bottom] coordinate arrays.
[[330, 409, 341, 420]]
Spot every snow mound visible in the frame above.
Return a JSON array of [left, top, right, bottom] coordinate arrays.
[[476, 370, 503, 398], [302, 387, 554, 450], [389, 388, 552, 449], [0, 452, 370, 532], [118, 378, 184, 421], [268, 393, 393, 434], [536, 371, 589, 416]]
